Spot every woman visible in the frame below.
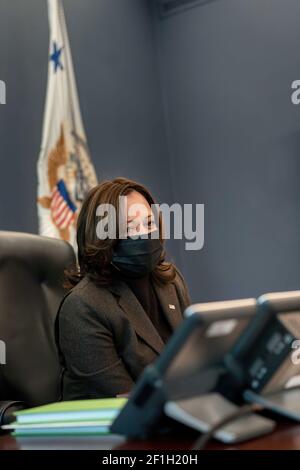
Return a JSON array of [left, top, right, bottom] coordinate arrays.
[[55, 177, 191, 400]]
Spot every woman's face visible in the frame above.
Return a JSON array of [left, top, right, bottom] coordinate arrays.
[[125, 190, 158, 237]]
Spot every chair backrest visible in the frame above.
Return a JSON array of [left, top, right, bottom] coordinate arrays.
[[0, 231, 75, 406]]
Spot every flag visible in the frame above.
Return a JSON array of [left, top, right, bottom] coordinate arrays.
[[37, 0, 97, 249]]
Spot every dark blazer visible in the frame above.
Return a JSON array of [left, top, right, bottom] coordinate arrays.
[[55, 268, 191, 400]]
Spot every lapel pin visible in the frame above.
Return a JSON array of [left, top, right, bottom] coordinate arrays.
[[169, 304, 175, 310]]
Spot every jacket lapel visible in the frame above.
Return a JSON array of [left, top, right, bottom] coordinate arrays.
[[108, 278, 184, 355], [153, 281, 184, 332], [109, 279, 165, 355]]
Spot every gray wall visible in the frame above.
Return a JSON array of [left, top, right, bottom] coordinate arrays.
[[154, 0, 300, 301], [2, 0, 300, 303]]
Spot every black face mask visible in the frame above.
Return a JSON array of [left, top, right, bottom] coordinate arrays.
[[111, 231, 163, 278]]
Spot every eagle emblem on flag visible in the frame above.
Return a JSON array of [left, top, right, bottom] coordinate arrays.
[[38, 122, 97, 244]]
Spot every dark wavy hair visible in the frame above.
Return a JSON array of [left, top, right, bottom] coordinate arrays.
[[64, 177, 176, 289]]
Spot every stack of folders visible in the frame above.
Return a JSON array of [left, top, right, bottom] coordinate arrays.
[[1, 398, 127, 437]]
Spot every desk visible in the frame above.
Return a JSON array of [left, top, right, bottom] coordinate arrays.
[[0, 420, 300, 450]]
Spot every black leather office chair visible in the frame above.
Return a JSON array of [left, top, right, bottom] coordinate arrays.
[[0, 231, 75, 425]]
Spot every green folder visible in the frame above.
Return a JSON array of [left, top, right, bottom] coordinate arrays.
[[13, 398, 127, 425], [4, 419, 112, 437]]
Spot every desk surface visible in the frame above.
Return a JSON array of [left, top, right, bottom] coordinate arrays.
[[1, 420, 300, 450]]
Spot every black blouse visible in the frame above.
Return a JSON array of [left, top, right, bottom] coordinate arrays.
[[122, 273, 173, 345]]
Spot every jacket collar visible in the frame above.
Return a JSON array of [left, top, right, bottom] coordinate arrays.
[[108, 277, 183, 355]]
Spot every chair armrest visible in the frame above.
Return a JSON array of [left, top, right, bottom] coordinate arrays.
[[0, 400, 28, 428]]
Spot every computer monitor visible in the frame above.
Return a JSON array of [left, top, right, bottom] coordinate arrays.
[[222, 291, 300, 400], [110, 298, 257, 439]]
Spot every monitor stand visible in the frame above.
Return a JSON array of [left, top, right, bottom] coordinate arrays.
[[164, 392, 276, 444], [244, 386, 300, 422]]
